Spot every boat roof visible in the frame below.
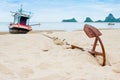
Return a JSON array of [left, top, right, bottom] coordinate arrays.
[[11, 6, 32, 18]]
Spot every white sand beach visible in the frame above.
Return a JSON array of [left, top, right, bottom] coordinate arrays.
[[0, 29, 120, 80]]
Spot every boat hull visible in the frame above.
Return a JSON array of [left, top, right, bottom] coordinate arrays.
[[9, 24, 32, 34]]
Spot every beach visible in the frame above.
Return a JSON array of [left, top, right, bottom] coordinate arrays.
[[0, 29, 120, 80]]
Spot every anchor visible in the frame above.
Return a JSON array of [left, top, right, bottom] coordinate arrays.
[[84, 24, 106, 66]]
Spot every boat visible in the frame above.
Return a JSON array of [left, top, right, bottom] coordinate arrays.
[[9, 6, 32, 34], [108, 22, 115, 25]]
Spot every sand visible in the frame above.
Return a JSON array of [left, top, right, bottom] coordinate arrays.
[[0, 29, 120, 80]]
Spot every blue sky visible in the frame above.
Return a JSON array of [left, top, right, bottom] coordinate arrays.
[[0, 0, 120, 22]]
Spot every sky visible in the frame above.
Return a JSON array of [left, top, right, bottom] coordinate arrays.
[[0, 0, 120, 22]]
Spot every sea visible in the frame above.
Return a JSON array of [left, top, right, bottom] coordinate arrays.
[[0, 22, 120, 32]]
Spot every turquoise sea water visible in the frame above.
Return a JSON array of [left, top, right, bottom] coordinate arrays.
[[0, 22, 120, 32]]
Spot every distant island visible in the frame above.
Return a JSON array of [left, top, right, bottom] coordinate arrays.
[[84, 13, 120, 22], [62, 18, 77, 22], [104, 13, 120, 22], [84, 17, 93, 22]]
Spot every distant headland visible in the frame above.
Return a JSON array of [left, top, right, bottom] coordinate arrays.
[[84, 13, 120, 22], [62, 18, 77, 22]]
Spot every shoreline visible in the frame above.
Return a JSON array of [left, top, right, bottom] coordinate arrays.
[[0, 28, 120, 35]]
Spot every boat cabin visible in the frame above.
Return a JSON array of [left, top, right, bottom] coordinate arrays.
[[13, 8, 31, 25]]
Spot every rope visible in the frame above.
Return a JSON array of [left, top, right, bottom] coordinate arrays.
[[42, 33, 85, 51]]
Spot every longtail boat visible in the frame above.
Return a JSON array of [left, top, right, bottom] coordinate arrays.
[[9, 6, 32, 33]]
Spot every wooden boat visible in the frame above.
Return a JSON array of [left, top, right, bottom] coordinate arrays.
[[108, 22, 115, 25], [9, 6, 32, 34]]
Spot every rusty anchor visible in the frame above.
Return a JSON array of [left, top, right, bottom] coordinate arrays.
[[84, 24, 106, 66]]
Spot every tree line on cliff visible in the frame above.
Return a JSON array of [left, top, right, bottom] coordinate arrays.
[[62, 13, 120, 22], [84, 13, 120, 22]]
